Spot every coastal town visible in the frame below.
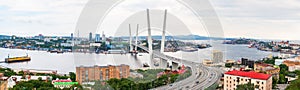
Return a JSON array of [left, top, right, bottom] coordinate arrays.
[[1, 0, 300, 90], [1, 34, 300, 90]]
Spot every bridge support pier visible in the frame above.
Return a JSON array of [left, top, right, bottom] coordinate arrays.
[[159, 58, 168, 69], [172, 62, 179, 70], [167, 60, 172, 69]]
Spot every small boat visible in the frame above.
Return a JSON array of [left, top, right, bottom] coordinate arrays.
[[181, 47, 198, 52], [49, 50, 58, 53], [56, 51, 64, 54], [5, 54, 31, 63]]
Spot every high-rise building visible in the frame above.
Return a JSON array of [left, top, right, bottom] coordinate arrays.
[[71, 33, 73, 39], [95, 34, 101, 42], [224, 70, 272, 90], [212, 50, 223, 63], [89, 32, 93, 41], [241, 58, 255, 68], [76, 64, 130, 84], [101, 31, 106, 42]]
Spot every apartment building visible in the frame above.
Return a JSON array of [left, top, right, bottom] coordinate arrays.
[[76, 64, 130, 84], [241, 58, 255, 68], [224, 70, 272, 90], [254, 62, 280, 78], [283, 60, 300, 72]]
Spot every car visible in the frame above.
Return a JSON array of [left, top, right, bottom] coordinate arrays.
[[186, 86, 190, 88], [195, 81, 199, 84], [169, 84, 173, 87]]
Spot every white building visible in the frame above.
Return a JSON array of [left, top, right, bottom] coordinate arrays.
[[279, 54, 291, 59], [224, 70, 272, 90], [212, 50, 223, 63], [288, 65, 300, 72], [275, 59, 285, 65], [61, 43, 73, 47], [90, 43, 101, 47]]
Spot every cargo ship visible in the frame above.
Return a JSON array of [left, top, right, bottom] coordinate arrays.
[[5, 54, 31, 63]]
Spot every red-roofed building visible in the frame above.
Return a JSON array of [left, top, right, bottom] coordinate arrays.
[[224, 70, 272, 90], [254, 62, 280, 78]]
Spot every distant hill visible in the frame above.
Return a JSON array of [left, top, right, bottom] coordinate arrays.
[[118, 34, 236, 40], [0, 35, 11, 39]]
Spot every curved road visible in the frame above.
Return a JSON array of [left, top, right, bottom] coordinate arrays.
[[132, 44, 221, 90]]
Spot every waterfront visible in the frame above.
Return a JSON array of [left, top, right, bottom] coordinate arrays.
[[165, 40, 280, 62], [0, 40, 280, 74], [0, 48, 151, 74]]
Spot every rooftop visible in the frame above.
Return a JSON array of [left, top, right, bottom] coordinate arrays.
[[225, 70, 271, 80], [255, 62, 272, 67], [283, 60, 300, 66]]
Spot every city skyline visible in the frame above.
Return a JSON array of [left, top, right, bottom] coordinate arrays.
[[0, 0, 300, 40]]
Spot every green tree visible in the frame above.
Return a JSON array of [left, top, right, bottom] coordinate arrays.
[[278, 74, 287, 84], [18, 70, 24, 76], [11, 80, 55, 90], [272, 77, 278, 89], [278, 64, 288, 84], [236, 82, 255, 90], [225, 63, 233, 68], [279, 64, 288, 73], [69, 72, 76, 81], [286, 79, 300, 90], [0, 68, 17, 77]]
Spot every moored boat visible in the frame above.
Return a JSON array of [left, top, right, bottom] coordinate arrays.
[[5, 54, 31, 63], [181, 46, 198, 52]]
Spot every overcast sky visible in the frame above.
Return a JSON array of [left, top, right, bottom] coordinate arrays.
[[0, 0, 299, 40]]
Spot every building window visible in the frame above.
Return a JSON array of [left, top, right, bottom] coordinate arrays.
[[100, 70, 103, 81], [119, 67, 122, 78], [85, 70, 88, 81], [106, 69, 109, 80]]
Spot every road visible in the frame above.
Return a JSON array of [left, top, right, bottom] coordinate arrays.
[[132, 44, 222, 90]]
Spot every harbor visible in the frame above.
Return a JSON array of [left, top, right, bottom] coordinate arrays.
[[0, 40, 280, 74]]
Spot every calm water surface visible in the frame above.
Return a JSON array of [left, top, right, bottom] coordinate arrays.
[[0, 40, 280, 74]]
